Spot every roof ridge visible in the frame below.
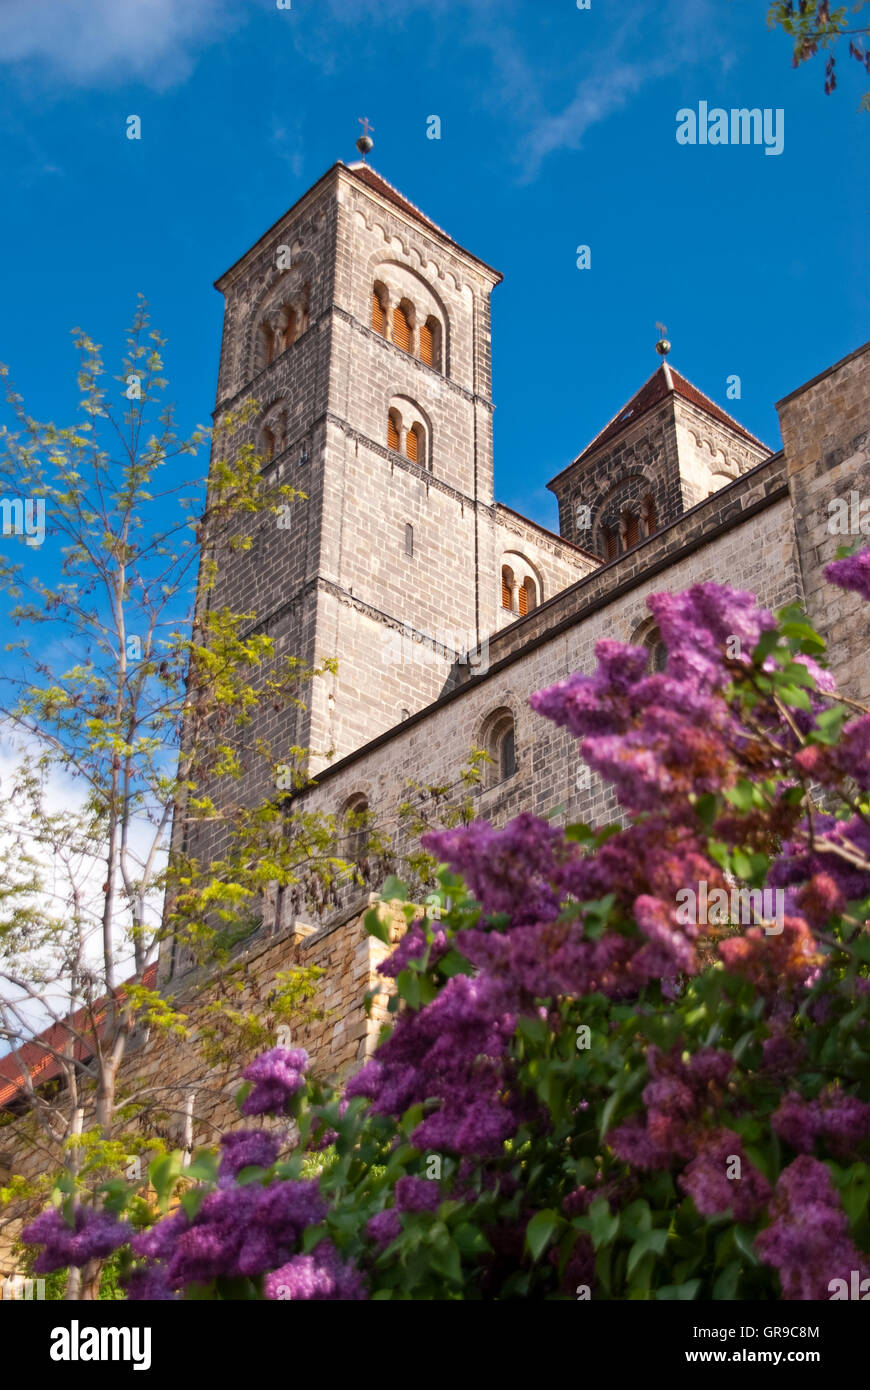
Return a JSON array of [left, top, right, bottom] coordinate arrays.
[[668, 366, 772, 451], [572, 365, 668, 462]]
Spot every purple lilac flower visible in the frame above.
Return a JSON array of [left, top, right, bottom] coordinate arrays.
[[761, 1032, 806, 1077], [773, 1089, 870, 1160], [218, 1129, 280, 1185], [241, 1047, 309, 1117], [366, 1209, 401, 1250], [131, 1178, 327, 1289], [825, 547, 870, 604], [678, 1129, 771, 1221], [755, 1156, 869, 1300], [395, 1175, 440, 1213], [423, 814, 566, 926], [21, 1205, 131, 1273], [263, 1240, 366, 1300], [124, 1262, 178, 1300], [380, 922, 448, 979], [647, 583, 777, 692]]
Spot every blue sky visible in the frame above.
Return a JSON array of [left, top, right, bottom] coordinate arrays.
[[0, 0, 867, 529]]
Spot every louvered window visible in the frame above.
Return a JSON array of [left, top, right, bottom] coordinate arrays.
[[624, 513, 640, 549], [406, 424, 419, 463], [372, 288, 386, 337], [602, 526, 618, 562], [643, 496, 657, 535], [419, 319, 434, 366], [501, 568, 513, 610], [393, 304, 412, 353], [387, 411, 400, 451], [518, 577, 536, 615]]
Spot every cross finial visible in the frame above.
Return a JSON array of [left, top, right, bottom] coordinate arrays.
[[356, 117, 375, 161], [655, 322, 671, 357]]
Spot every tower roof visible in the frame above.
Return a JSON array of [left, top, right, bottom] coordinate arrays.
[[547, 364, 772, 488], [343, 162, 502, 279], [214, 161, 502, 291]]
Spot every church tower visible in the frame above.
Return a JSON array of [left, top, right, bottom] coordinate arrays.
[[547, 348, 772, 560], [207, 156, 502, 787]]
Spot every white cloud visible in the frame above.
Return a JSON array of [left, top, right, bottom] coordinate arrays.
[[0, 730, 166, 1055], [0, 0, 239, 89]]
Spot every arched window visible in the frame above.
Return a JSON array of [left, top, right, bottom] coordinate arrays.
[[501, 566, 514, 611], [601, 525, 618, 562], [635, 621, 668, 674], [419, 316, 441, 370], [404, 522, 414, 557], [257, 322, 273, 371], [642, 495, 657, 536], [406, 422, 424, 464], [372, 283, 388, 337], [393, 300, 414, 354], [387, 408, 402, 452], [255, 293, 308, 374], [482, 708, 517, 788], [623, 511, 640, 550], [518, 576, 537, 616], [341, 794, 370, 864]]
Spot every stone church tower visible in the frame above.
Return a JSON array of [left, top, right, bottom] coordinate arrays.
[[206, 160, 503, 797]]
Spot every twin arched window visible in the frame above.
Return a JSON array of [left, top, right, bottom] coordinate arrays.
[[255, 289, 310, 373], [372, 280, 442, 371], [599, 494, 657, 561], [387, 405, 429, 469], [501, 565, 538, 617], [481, 708, 517, 788]]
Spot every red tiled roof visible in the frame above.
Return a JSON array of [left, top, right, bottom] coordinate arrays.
[[343, 163, 502, 280], [0, 963, 158, 1109], [548, 365, 772, 486]]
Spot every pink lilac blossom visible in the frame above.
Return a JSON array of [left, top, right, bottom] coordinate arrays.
[[263, 1240, 366, 1300]]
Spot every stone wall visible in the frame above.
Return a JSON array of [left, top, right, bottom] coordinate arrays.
[[779, 341, 870, 703]]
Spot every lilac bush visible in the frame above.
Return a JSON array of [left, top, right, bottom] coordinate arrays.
[[25, 551, 870, 1299]]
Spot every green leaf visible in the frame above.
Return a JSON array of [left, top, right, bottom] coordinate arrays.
[[184, 1152, 219, 1185], [656, 1279, 701, 1300], [734, 1225, 759, 1266], [526, 1208, 560, 1261], [588, 1197, 619, 1249], [180, 1186, 208, 1221], [149, 1151, 183, 1209], [379, 875, 409, 902], [627, 1227, 668, 1277], [364, 906, 391, 944]]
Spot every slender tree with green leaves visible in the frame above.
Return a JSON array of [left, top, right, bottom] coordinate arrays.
[[0, 301, 355, 1295]]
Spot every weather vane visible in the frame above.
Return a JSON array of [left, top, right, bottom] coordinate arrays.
[[655, 322, 671, 357], [356, 117, 374, 161]]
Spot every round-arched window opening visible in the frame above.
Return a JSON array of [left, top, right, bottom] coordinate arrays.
[[481, 708, 517, 788], [341, 793, 370, 864]]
